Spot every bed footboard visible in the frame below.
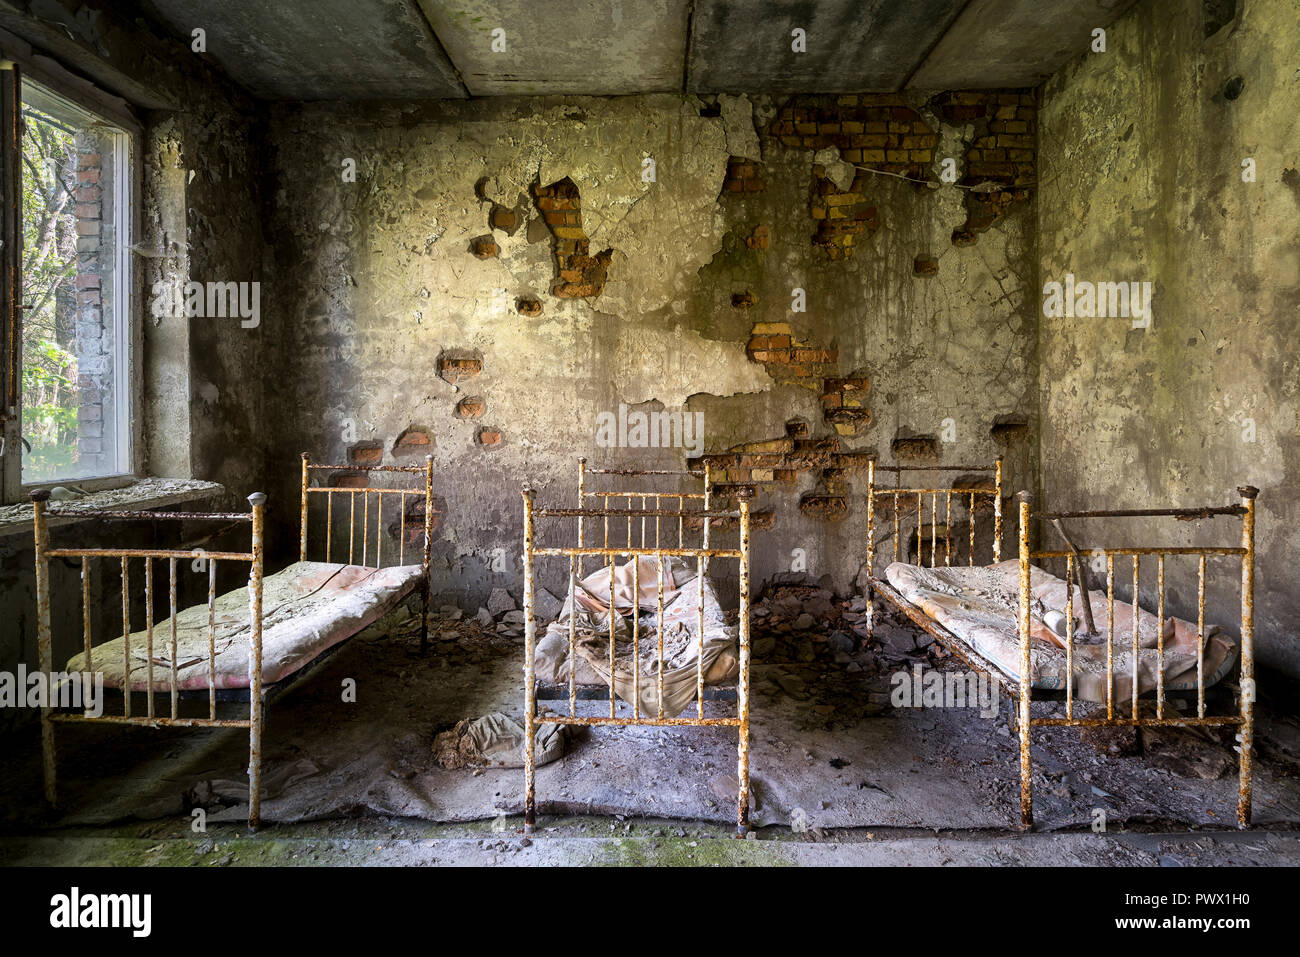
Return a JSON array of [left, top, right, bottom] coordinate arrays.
[[1016, 489, 1259, 829], [31, 489, 268, 828], [521, 487, 753, 837]]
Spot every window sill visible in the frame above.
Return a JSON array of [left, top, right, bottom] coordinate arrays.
[[0, 478, 225, 540]]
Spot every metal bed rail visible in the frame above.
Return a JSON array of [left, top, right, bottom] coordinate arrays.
[[31, 488, 267, 826], [1015, 488, 1258, 828], [521, 490, 753, 837]]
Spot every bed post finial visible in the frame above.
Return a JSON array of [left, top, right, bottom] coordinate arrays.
[[247, 491, 267, 508], [30, 487, 51, 503], [1237, 485, 1259, 500]]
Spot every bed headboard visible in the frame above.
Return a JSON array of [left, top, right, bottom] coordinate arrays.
[[865, 458, 1003, 577], [299, 452, 434, 648], [576, 457, 713, 553], [298, 452, 433, 568]]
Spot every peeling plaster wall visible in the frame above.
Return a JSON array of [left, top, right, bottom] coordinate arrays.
[[1038, 0, 1300, 677], [264, 93, 1037, 603]]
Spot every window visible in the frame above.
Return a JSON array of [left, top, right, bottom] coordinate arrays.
[[15, 78, 133, 488]]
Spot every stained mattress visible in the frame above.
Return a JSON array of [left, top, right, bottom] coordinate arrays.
[[67, 561, 424, 692], [534, 555, 739, 718], [884, 560, 1238, 701]]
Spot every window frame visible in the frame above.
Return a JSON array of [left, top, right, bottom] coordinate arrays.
[[0, 54, 143, 504]]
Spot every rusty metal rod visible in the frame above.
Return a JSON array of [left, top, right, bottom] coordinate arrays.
[[872, 464, 1001, 472], [33, 494, 56, 805], [994, 457, 1003, 562], [533, 715, 744, 728], [1017, 492, 1033, 829], [305, 462, 428, 473], [48, 548, 255, 561], [51, 714, 254, 728], [737, 497, 752, 837], [1238, 486, 1257, 827], [40, 508, 253, 522], [1031, 547, 1244, 558], [536, 507, 739, 519], [533, 546, 742, 559], [522, 488, 538, 835], [1033, 716, 1244, 728], [1039, 506, 1246, 519], [247, 492, 266, 831]]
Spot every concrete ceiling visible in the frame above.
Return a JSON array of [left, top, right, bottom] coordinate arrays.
[[135, 0, 1144, 101]]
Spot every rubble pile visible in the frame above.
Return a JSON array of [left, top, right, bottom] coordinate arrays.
[[750, 573, 870, 668]]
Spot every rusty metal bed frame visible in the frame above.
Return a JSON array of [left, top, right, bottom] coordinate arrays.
[[1013, 489, 1258, 828], [521, 460, 754, 836], [32, 489, 270, 827], [30, 453, 435, 830], [299, 452, 435, 650], [860, 461, 1258, 828]]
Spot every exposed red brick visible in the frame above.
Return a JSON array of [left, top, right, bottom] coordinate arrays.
[[477, 427, 502, 448], [456, 395, 485, 419], [329, 471, 370, 489], [800, 494, 849, 521], [516, 295, 543, 317], [490, 205, 518, 233], [438, 353, 482, 385], [720, 156, 767, 197], [469, 235, 498, 259], [348, 442, 383, 466], [892, 434, 940, 460], [533, 177, 613, 299], [393, 427, 432, 456]]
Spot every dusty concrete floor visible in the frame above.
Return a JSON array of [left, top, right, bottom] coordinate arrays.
[[3, 584, 1298, 865], [3, 815, 1298, 867]]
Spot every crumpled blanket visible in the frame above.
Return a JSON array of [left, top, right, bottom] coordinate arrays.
[[884, 560, 1238, 701], [534, 556, 739, 717], [432, 711, 566, 769]]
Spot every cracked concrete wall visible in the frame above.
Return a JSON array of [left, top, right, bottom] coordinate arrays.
[[1038, 0, 1300, 678], [264, 93, 1037, 604]]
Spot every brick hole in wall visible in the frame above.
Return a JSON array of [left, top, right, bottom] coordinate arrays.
[[532, 176, 613, 299]]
